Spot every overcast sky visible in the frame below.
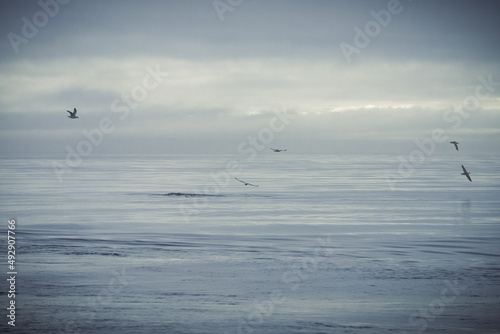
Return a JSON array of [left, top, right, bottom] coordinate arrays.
[[0, 0, 499, 156]]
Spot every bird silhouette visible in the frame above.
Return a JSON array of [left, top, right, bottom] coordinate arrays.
[[67, 108, 79, 119], [234, 177, 259, 187], [461, 165, 472, 182]]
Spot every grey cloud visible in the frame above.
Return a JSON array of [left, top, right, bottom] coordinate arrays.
[[2, 0, 498, 62], [1, 0, 499, 157]]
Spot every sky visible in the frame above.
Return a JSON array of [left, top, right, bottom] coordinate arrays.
[[0, 0, 499, 156]]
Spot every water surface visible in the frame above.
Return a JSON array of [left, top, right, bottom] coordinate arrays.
[[1, 154, 499, 333]]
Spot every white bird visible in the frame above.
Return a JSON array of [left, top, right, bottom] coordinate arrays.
[[450, 141, 459, 151], [461, 165, 472, 182], [270, 148, 287, 152], [67, 108, 79, 119], [234, 177, 259, 187]]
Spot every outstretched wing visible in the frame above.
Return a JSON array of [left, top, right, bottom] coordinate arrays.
[[247, 182, 259, 187], [234, 177, 245, 184], [454, 143, 459, 151], [66, 110, 72, 115], [73, 108, 77, 115], [461, 165, 467, 173], [465, 173, 472, 182]]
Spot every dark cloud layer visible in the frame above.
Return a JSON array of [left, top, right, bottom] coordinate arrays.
[[2, 0, 499, 61]]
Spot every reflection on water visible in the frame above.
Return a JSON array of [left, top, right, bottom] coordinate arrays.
[[458, 199, 472, 224]]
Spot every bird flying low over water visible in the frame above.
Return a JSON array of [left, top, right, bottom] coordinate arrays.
[[450, 141, 459, 151], [67, 108, 79, 119], [271, 148, 287, 152], [234, 177, 259, 187], [461, 165, 472, 182]]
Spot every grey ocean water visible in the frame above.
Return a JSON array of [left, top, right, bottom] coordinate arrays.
[[1, 154, 499, 334]]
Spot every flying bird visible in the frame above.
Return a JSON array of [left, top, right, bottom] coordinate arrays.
[[234, 177, 259, 187], [450, 141, 459, 151], [461, 165, 472, 182], [270, 148, 287, 152], [67, 108, 79, 119]]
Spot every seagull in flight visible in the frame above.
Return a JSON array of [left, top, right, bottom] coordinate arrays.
[[234, 177, 259, 187], [67, 108, 79, 119], [461, 165, 472, 182], [450, 141, 459, 151], [270, 148, 287, 152]]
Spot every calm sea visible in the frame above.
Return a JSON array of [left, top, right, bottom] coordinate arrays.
[[0, 154, 499, 333]]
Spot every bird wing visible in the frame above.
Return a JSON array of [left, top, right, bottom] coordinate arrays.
[[462, 165, 468, 173], [235, 177, 258, 187], [73, 108, 77, 114], [66, 110, 72, 114], [465, 173, 472, 182], [454, 143, 459, 150]]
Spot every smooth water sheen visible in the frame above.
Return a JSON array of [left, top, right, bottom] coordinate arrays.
[[1, 154, 499, 334]]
